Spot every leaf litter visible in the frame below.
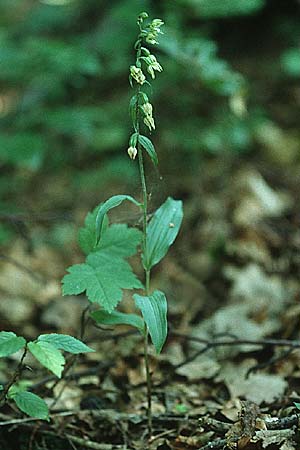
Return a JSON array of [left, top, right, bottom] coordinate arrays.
[[1, 162, 300, 449]]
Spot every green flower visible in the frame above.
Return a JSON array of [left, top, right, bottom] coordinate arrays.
[[146, 55, 163, 79], [130, 66, 146, 85], [127, 146, 138, 160], [142, 102, 155, 131]]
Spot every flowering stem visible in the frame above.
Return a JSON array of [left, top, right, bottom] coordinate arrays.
[[129, 13, 164, 437], [134, 35, 153, 437]]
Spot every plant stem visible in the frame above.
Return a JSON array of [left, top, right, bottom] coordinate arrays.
[[135, 35, 152, 436], [0, 346, 27, 406], [143, 325, 152, 434], [137, 122, 153, 436]]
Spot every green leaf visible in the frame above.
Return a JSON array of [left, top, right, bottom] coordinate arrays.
[[0, 331, 26, 358], [95, 195, 141, 245], [79, 206, 141, 256], [38, 334, 94, 354], [143, 197, 183, 270], [138, 135, 158, 165], [129, 95, 138, 128], [78, 205, 107, 254], [129, 132, 138, 148], [12, 391, 49, 420], [91, 309, 144, 333], [98, 225, 142, 258], [294, 402, 300, 410], [62, 252, 143, 312], [8, 380, 32, 397], [134, 290, 168, 354], [28, 341, 65, 378]]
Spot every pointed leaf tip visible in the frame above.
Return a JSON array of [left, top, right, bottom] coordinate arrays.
[[134, 290, 168, 354], [143, 197, 183, 270], [95, 195, 141, 245]]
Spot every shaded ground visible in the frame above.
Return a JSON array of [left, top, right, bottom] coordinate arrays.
[[1, 149, 300, 449]]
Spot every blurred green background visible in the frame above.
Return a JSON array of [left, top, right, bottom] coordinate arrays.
[[1, 0, 300, 246]]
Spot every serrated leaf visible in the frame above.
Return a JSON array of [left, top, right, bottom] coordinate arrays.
[[28, 341, 65, 378], [95, 195, 141, 245], [79, 208, 142, 257], [134, 290, 168, 354], [143, 197, 183, 270], [12, 391, 49, 420], [0, 331, 26, 358], [38, 334, 94, 354], [62, 252, 143, 312], [97, 224, 142, 258], [91, 309, 145, 333], [138, 135, 158, 165]]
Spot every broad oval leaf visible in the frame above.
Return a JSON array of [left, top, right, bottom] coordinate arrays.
[[91, 309, 145, 333], [138, 135, 158, 165], [0, 331, 26, 358], [134, 290, 168, 354], [13, 391, 49, 420], [95, 195, 141, 245], [28, 341, 65, 378], [143, 197, 183, 270], [38, 334, 94, 354]]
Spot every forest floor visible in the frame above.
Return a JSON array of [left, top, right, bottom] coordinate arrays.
[[1, 150, 300, 450]]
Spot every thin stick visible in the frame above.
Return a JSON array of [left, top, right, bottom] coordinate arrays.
[[0, 346, 27, 406], [171, 331, 300, 348], [36, 429, 123, 450]]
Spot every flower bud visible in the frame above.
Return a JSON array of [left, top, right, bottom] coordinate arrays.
[[138, 12, 149, 20], [144, 115, 155, 131], [130, 66, 146, 85], [146, 55, 163, 79], [151, 19, 164, 28], [142, 102, 153, 116], [146, 33, 158, 45], [127, 146, 138, 160]]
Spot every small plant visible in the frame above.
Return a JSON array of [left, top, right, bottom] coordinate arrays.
[[0, 331, 93, 419], [62, 12, 183, 435]]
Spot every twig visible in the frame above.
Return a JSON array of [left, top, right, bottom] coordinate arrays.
[[246, 347, 295, 377], [29, 361, 112, 392], [171, 331, 300, 349], [265, 414, 300, 430], [35, 429, 123, 450], [148, 428, 176, 443], [0, 410, 77, 426], [198, 417, 230, 433], [172, 345, 210, 371], [0, 347, 27, 406]]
